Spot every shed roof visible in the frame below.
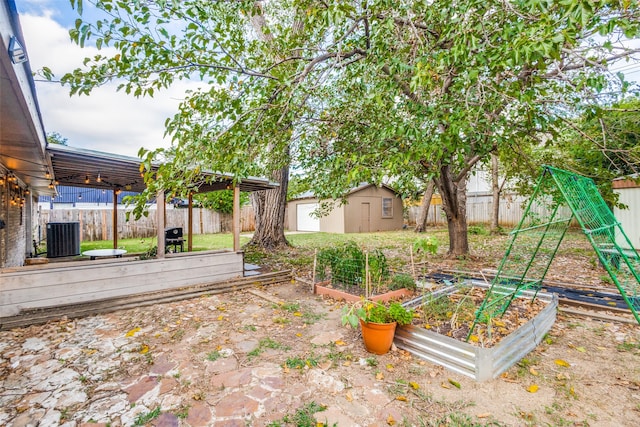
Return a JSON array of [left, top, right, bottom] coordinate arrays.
[[290, 183, 400, 201]]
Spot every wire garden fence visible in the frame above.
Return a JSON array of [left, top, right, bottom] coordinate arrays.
[[312, 238, 439, 298]]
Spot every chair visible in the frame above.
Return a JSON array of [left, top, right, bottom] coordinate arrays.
[[165, 227, 184, 253]]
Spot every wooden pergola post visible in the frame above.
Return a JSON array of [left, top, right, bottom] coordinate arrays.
[[112, 189, 118, 249], [157, 190, 165, 258], [233, 183, 240, 252], [188, 192, 193, 252]]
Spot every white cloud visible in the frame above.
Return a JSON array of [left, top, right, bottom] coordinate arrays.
[[20, 11, 195, 157]]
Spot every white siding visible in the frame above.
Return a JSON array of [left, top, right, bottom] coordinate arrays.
[[614, 187, 640, 250]]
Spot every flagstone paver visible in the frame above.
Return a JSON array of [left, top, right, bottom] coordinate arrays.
[[0, 282, 447, 426]]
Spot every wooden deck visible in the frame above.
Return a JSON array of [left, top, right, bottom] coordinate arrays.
[[0, 250, 244, 318]]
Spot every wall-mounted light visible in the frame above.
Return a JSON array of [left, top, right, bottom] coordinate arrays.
[[8, 36, 27, 64]]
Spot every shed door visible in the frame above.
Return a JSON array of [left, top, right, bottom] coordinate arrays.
[[296, 203, 320, 231], [360, 203, 370, 233]]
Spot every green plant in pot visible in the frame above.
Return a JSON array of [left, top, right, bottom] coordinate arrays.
[[341, 300, 414, 355]]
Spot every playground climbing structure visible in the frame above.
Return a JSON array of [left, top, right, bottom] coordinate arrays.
[[470, 166, 640, 338]]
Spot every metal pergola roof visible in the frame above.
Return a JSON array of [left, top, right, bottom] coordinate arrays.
[[47, 144, 278, 194]]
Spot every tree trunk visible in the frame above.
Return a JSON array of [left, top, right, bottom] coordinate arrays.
[[434, 165, 469, 257], [414, 180, 435, 233], [491, 153, 500, 233], [247, 163, 290, 250]]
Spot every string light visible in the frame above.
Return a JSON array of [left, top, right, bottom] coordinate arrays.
[[96, 173, 102, 183], [48, 180, 54, 189], [85, 175, 90, 184], [45, 169, 51, 179]]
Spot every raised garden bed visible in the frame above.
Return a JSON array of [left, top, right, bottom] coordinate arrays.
[[314, 281, 413, 302], [394, 280, 558, 381]]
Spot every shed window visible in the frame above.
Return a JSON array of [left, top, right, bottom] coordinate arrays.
[[382, 198, 393, 218]]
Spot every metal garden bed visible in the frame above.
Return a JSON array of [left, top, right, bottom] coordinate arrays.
[[395, 280, 558, 381]]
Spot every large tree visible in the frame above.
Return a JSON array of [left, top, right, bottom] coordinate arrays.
[[59, 0, 639, 256]]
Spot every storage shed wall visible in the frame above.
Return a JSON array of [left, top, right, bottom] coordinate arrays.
[[614, 184, 640, 250], [343, 186, 403, 233], [319, 201, 345, 233]]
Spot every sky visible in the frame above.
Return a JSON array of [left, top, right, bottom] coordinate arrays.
[[17, 0, 196, 157]]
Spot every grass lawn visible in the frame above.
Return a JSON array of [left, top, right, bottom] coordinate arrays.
[[78, 225, 595, 278], [80, 233, 252, 254]]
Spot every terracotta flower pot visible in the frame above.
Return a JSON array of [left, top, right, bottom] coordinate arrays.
[[359, 319, 397, 355]]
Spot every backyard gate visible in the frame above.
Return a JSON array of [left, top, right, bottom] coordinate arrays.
[[470, 165, 640, 337]]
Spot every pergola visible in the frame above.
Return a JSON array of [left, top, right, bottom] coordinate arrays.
[[47, 144, 277, 254]]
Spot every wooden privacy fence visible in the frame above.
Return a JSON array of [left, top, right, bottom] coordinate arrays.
[[37, 206, 256, 242], [406, 193, 575, 227]]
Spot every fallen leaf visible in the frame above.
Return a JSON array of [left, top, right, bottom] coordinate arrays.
[[293, 312, 302, 317], [345, 391, 353, 402], [386, 364, 394, 371], [575, 346, 586, 353], [569, 386, 576, 396], [296, 333, 302, 337], [125, 327, 141, 337], [343, 361, 351, 367], [139, 344, 149, 354], [335, 340, 347, 346], [527, 384, 539, 393], [448, 379, 461, 389], [607, 301, 617, 306], [493, 320, 506, 327], [477, 413, 491, 418], [441, 382, 451, 389], [529, 367, 539, 376], [409, 381, 420, 390], [319, 361, 332, 370], [555, 359, 571, 368], [396, 395, 408, 401], [376, 372, 384, 380], [217, 315, 225, 321], [387, 414, 396, 425], [469, 335, 479, 342]]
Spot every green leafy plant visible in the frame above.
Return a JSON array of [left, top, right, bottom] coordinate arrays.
[[316, 242, 389, 289], [341, 300, 413, 328], [413, 236, 439, 255], [134, 406, 161, 426], [389, 273, 416, 291]]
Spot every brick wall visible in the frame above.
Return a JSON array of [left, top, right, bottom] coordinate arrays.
[[0, 177, 32, 268]]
